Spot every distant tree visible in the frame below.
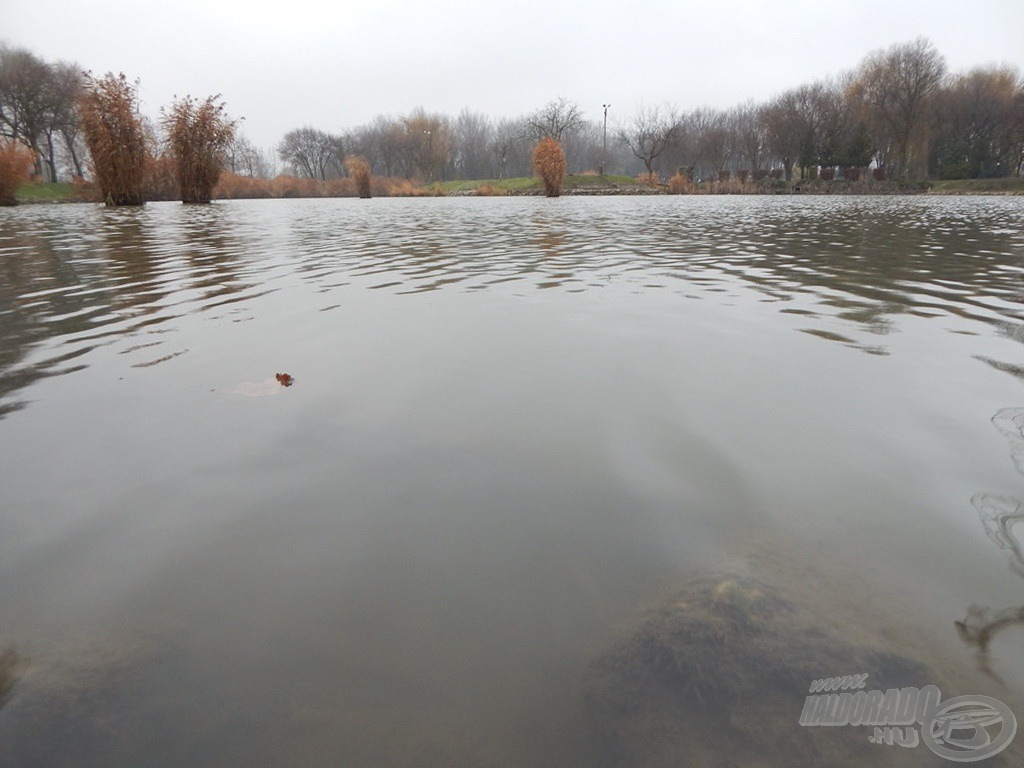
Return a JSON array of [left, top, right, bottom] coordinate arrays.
[[695, 108, 734, 177], [402, 108, 450, 182], [48, 62, 85, 178], [77, 72, 148, 205], [277, 127, 343, 180], [162, 94, 237, 203], [226, 134, 273, 178], [731, 102, 767, 173], [532, 137, 566, 196], [855, 37, 946, 178], [491, 117, 530, 179], [760, 87, 829, 180], [451, 108, 493, 180], [527, 97, 585, 141], [618, 105, 679, 177], [930, 66, 1023, 178]]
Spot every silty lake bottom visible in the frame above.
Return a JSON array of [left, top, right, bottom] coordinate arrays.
[[1, 195, 1023, 766]]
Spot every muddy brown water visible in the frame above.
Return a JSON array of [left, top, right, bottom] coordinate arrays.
[[1, 195, 1023, 766]]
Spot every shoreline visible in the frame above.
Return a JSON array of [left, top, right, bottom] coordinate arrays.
[[10, 176, 1024, 205]]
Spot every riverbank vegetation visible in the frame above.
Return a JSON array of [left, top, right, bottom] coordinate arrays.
[[161, 95, 237, 203], [532, 138, 567, 197], [2, 38, 1021, 202], [0, 139, 33, 205], [77, 73, 147, 206]]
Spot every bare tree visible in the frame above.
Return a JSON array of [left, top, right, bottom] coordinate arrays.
[[0, 46, 58, 178], [526, 96, 584, 141], [491, 117, 529, 179], [618, 105, 679, 177], [931, 66, 1023, 178], [403, 108, 450, 182], [731, 102, 767, 173], [451, 108, 493, 180], [856, 37, 946, 178], [277, 127, 343, 180]]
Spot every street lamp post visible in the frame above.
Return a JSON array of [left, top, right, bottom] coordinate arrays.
[[601, 104, 611, 177]]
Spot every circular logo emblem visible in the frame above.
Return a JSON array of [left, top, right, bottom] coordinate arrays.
[[922, 695, 1017, 762]]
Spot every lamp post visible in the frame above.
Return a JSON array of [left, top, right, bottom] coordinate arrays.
[[601, 104, 611, 177]]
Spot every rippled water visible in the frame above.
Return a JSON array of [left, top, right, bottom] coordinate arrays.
[[1, 195, 1024, 766]]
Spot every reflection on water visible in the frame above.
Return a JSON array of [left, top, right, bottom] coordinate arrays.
[[961, 407, 1024, 679], [2, 196, 1024, 766]]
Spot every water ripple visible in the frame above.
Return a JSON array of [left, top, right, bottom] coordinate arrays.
[[1, 196, 1022, 417]]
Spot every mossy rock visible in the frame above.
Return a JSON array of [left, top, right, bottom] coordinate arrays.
[[582, 575, 1013, 767]]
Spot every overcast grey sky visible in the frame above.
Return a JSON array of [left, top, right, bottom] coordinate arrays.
[[5, 0, 1023, 150]]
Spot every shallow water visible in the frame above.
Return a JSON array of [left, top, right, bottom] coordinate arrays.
[[1, 195, 1023, 766]]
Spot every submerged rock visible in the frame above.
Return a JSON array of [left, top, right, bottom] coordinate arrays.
[[582, 575, 1016, 767]]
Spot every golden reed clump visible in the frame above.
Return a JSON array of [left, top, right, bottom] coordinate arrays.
[[0, 140, 34, 206], [532, 137, 567, 197], [162, 95, 237, 203], [344, 156, 372, 198], [77, 73, 148, 206]]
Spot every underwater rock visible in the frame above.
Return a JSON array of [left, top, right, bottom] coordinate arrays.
[[582, 575, 1013, 767]]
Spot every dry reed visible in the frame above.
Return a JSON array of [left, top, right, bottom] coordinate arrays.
[[344, 156, 372, 198], [532, 137, 566, 197], [161, 95, 237, 203], [78, 73, 148, 206]]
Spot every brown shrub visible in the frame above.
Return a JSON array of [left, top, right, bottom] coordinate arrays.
[[668, 172, 695, 194], [142, 154, 179, 201], [475, 183, 507, 196], [752, 169, 769, 181], [325, 177, 356, 197], [344, 156, 372, 198], [636, 172, 659, 186], [0, 140, 34, 206], [532, 137, 566, 197], [819, 167, 835, 181], [873, 167, 886, 181], [843, 167, 861, 182], [162, 95, 237, 203], [78, 73, 148, 206], [214, 172, 273, 199]]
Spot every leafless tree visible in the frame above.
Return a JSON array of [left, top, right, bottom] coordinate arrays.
[[931, 66, 1023, 178], [855, 37, 946, 178], [618, 105, 679, 177], [277, 126, 343, 180], [451, 109, 493, 180], [402, 108, 450, 182], [526, 96, 585, 141]]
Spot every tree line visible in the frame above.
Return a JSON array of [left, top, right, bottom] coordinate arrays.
[[1, 37, 1022, 194]]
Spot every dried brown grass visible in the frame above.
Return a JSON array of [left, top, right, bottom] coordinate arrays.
[[668, 172, 695, 194], [0, 140, 34, 206], [161, 95, 237, 203], [344, 156, 372, 198], [78, 73, 148, 206], [532, 137, 566, 197]]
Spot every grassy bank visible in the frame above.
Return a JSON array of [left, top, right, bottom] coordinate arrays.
[[13, 175, 1024, 204], [928, 177, 1024, 194], [14, 182, 83, 203]]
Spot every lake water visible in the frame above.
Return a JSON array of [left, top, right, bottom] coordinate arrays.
[[1, 195, 1024, 766]]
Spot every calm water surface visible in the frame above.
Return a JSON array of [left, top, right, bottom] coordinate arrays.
[[1, 195, 1024, 765]]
